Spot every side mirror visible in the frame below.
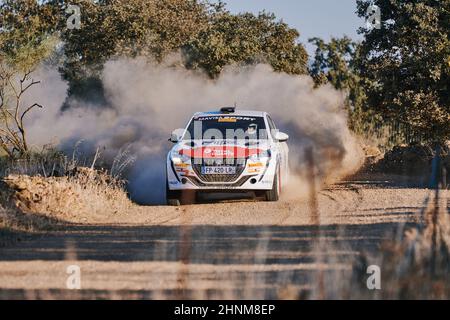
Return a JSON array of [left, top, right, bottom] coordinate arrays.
[[274, 131, 289, 142], [169, 131, 181, 143]]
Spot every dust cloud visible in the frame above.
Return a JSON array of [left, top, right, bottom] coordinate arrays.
[[24, 58, 363, 204]]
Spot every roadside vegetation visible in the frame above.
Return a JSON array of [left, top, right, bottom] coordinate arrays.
[[0, 148, 133, 243]]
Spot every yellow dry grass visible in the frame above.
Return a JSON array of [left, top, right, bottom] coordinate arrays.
[[0, 167, 132, 231]]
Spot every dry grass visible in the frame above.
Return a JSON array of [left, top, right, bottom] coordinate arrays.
[[1, 168, 132, 229], [246, 192, 448, 300], [371, 193, 450, 299], [0, 145, 135, 233], [306, 189, 450, 300]]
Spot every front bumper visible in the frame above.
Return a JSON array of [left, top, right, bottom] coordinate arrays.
[[167, 156, 277, 191]]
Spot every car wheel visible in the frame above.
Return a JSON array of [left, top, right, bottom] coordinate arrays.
[[166, 181, 181, 206], [265, 168, 280, 201]]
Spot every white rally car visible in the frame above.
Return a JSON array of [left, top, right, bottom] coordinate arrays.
[[166, 107, 289, 205]]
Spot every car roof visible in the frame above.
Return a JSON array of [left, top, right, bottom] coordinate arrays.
[[193, 109, 267, 118]]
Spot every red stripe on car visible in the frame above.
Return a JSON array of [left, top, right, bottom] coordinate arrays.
[[179, 146, 264, 159]]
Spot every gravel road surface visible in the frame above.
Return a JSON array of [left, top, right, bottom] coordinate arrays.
[[0, 174, 446, 299]]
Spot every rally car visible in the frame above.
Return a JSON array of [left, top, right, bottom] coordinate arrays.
[[166, 107, 289, 205]]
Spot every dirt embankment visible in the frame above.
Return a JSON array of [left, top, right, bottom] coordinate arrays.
[[366, 144, 450, 182], [0, 168, 133, 236]]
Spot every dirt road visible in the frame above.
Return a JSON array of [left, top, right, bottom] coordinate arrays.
[[0, 174, 446, 299]]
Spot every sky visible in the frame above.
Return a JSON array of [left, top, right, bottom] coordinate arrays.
[[223, 0, 365, 56]]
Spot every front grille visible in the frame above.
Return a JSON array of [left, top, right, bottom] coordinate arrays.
[[192, 158, 246, 183], [187, 175, 253, 187]]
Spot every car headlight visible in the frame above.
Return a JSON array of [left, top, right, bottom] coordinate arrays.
[[249, 149, 271, 162], [171, 150, 190, 164]]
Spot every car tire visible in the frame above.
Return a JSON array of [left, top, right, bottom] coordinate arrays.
[[167, 198, 181, 206], [265, 168, 280, 201], [166, 181, 181, 206]]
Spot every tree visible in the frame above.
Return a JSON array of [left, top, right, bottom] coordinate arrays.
[[309, 37, 357, 89], [356, 0, 450, 143], [308, 37, 370, 131], [58, 0, 210, 100], [0, 0, 60, 57], [2, 0, 309, 115], [0, 0, 58, 157], [308, 36, 366, 107], [58, 0, 308, 94], [184, 9, 308, 77]]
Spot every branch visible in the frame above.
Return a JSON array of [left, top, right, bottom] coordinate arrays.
[[18, 103, 43, 153], [0, 127, 20, 149], [0, 137, 13, 158], [0, 127, 16, 139], [19, 69, 33, 87], [7, 77, 18, 98], [1, 108, 23, 148], [0, 68, 42, 156], [1, 104, 15, 122], [14, 70, 40, 131], [19, 69, 39, 96], [20, 103, 43, 128], [21, 79, 40, 94]]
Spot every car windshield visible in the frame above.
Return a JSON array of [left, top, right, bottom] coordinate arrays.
[[183, 115, 268, 140]]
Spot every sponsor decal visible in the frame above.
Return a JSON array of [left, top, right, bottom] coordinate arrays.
[[203, 148, 234, 157], [195, 116, 257, 121], [174, 163, 189, 168], [180, 146, 264, 159], [218, 117, 237, 123], [248, 162, 264, 167]]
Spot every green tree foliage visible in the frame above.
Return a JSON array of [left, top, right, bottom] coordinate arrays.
[[308, 37, 370, 134], [58, 0, 208, 81], [0, 0, 59, 70], [308, 36, 366, 107], [356, 0, 450, 143], [184, 9, 308, 77], [56, 0, 307, 92], [1, 0, 309, 108], [1, 0, 309, 118], [0, 0, 303, 100], [309, 37, 357, 90]]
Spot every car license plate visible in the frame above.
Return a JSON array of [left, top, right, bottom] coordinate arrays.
[[201, 166, 236, 175]]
